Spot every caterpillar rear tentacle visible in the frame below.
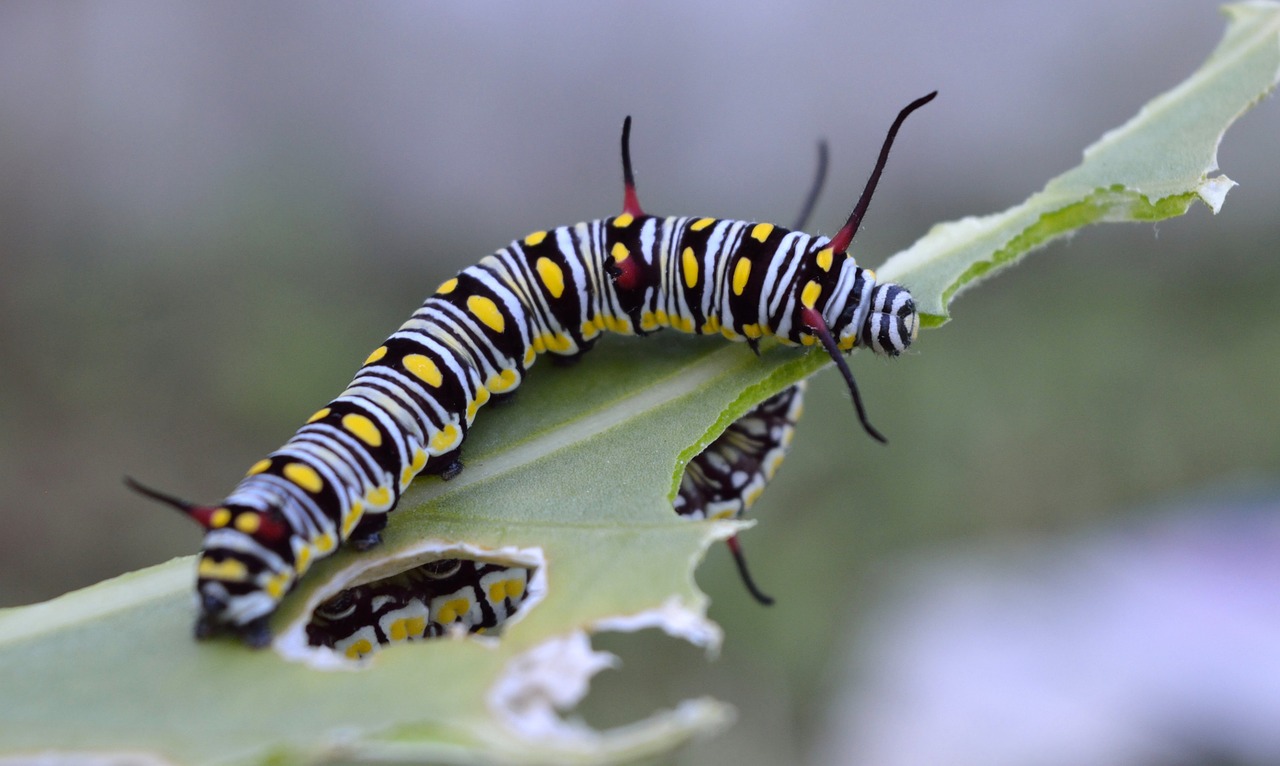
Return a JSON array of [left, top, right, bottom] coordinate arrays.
[[129, 92, 933, 646]]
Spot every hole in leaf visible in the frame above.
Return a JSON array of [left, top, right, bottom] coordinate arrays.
[[303, 556, 539, 662]]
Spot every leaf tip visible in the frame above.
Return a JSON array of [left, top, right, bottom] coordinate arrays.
[[1198, 174, 1238, 213]]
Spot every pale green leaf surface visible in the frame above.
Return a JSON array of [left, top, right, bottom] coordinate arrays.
[[2, 3, 1277, 764]]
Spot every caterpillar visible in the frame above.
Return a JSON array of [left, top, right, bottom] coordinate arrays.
[[128, 91, 933, 647], [301, 152, 822, 660], [300, 140, 821, 658]]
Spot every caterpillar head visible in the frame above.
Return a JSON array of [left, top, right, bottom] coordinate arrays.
[[856, 282, 918, 356], [800, 256, 917, 445], [126, 478, 290, 647]]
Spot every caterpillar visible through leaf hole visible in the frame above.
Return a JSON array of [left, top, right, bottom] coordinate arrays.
[[127, 91, 935, 648]]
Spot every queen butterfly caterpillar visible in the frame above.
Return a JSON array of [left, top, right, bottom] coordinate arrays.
[[127, 91, 933, 647], [298, 140, 819, 660], [305, 558, 534, 660]]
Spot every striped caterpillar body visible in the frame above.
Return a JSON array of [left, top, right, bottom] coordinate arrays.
[[128, 92, 934, 647], [675, 382, 807, 605]]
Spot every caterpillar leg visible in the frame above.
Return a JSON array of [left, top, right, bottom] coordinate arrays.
[[349, 513, 388, 551], [425, 450, 464, 481], [549, 337, 597, 367], [674, 383, 806, 604]]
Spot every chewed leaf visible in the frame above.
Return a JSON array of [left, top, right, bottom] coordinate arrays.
[[881, 1, 1280, 323], [2, 4, 1278, 764]]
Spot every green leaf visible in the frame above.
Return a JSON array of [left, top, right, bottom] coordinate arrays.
[[882, 1, 1280, 326], [2, 3, 1277, 763]]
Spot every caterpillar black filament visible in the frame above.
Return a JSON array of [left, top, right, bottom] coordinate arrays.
[[128, 92, 933, 647]]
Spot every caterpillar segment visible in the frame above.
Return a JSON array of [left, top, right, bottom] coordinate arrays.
[[128, 91, 933, 646]]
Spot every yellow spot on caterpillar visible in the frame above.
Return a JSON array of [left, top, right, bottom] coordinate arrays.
[[265, 571, 291, 601], [436, 278, 458, 295], [711, 507, 736, 521], [436, 598, 471, 624], [488, 368, 519, 393], [682, 247, 698, 289], [307, 408, 331, 425], [294, 545, 313, 575], [676, 314, 694, 333], [342, 502, 364, 538], [801, 334, 817, 346], [744, 482, 766, 507], [613, 212, 634, 228], [210, 507, 232, 528], [732, 257, 751, 296], [506, 578, 526, 599], [816, 247, 834, 272], [801, 280, 822, 309], [548, 333, 573, 353], [401, 448, 428, 486], [610, 242, 630, 262], [389, 618, 409, 642], [234, 512, 261, 534], [751, 222, 774, 242], [345, 639, 373, 660], [431, 424, 461, 453], [406, 616, 427, 638], [314, 532, 337, 555], [467, 295, 506, 333], [640, 311, 658, 332], [743, 323, 762, 339], [198, 556, 247, 582], [838, 334, 856, 352], [524, 230, 547, 246], [403, 354, 443, 387], [535, 256, 565, 298], [702, 316, 721, 334], [343, 413, 382, 447], [466, 386, 490, 422], [284, 462, 323, 494], [364, 345, 388, 366], [367, 486, 391, 509], [490, 578, 525, 603], [247, 458, 272, 476], [690, 217, 715, 231]]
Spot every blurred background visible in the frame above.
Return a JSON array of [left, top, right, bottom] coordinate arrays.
[[1, 2, 1278, 764]]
